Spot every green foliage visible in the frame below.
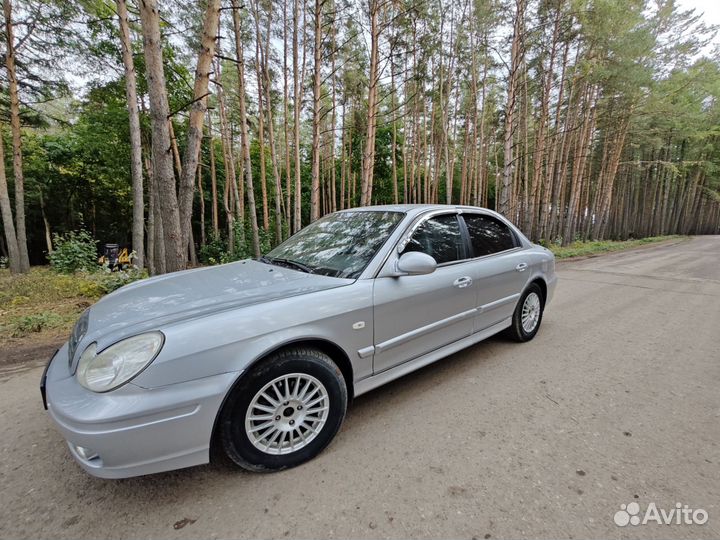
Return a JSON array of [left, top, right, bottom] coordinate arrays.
[[10, 313, 64, 337], [198, 233, 229, 266], [549, 236, 684, 259], [80, 266, 146, 295], [0, 269, 93, 308], [240, 222, 274, 256], [0, 265, 146, 345], [48, 230, 98, 274], [198, 221, 275, 265]]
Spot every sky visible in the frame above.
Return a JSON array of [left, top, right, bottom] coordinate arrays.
[[677, 0, 720, 43]]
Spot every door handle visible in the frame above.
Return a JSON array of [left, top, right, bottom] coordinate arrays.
[[453, 276, 473, 288], [515, 262, 528, 272]]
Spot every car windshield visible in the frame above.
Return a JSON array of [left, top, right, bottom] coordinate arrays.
[[264, 210, 404, 279]]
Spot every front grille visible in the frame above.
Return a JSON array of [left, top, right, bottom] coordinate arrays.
[[68, 310, 89, 370]]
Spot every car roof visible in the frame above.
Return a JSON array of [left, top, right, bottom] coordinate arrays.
[[339, 204, 498, 219]]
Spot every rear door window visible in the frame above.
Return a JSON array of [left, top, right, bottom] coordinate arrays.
[[462, 214, 518, 257]]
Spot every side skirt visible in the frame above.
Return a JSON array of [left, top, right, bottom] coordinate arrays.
[[353, 318, 511, 397]]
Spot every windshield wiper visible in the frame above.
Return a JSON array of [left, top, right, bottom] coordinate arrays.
[[259, 256, 315, 274]]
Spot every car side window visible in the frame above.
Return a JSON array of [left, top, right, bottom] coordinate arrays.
[[463, 214, 518, 257], [402, 214, 465, 264]]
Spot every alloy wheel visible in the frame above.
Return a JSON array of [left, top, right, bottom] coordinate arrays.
[[245, 373, 330, 455]]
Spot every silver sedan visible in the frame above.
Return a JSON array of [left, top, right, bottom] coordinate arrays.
[[42, 204, 557, 478]]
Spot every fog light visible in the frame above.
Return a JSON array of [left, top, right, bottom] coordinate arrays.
[[74, 445, 99, 461]]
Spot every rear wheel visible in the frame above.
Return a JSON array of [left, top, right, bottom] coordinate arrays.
[[218, 347, 347, 472], [506, 283, 544, 342]]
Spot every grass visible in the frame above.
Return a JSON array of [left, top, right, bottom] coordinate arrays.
[[548, 235, 684, 259], [0, 266, 143, 346]]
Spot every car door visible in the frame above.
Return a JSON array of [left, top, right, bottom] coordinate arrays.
[[460, 212, 531, 331], [372, 213, 476, 374]]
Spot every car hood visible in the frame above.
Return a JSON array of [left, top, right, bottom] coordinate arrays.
[[82, 260, 353, 347]]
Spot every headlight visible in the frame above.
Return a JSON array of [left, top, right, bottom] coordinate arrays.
[[76, 332, 164, 392], [68, 310, 89, 368]]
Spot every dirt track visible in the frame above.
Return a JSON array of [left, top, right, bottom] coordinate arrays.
[[1, 236, 718, 539]]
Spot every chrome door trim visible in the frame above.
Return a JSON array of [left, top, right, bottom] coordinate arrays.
[[357, 345, 375, 359], [465, 245, 524, 262], [478, 293, 521, 313], [375, 307, 477, 354], [355, 318, 512, 396]]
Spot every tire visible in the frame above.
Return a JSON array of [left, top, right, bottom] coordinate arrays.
[[217, 347, 347, 472], [505, 283, 544, 342]]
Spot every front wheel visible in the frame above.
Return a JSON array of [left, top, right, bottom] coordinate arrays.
[[506, 283, 545, 342], [217, 347, 347, 472]]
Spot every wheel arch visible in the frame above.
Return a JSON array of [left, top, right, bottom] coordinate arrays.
[[208, 337, 354, 461], [527, 275, 547, 304]]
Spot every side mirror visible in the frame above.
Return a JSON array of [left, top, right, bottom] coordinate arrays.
[[395, 251, 437, 276]]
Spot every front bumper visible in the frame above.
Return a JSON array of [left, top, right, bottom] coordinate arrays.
[[44, 344, 240, 479]]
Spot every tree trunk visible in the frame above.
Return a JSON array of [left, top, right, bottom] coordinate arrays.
[[499, 0, 525, 217], [259, 4, 285, 243], [360, 0, 380, 206], [117, 0, 145, 270], [220, 126, 235, 257], [138, 0, 185, 272], [0, 126, 21, 273], [178, 0, 221, 252], [214, 56, 242, 253], [207, 111, 219, 236], [530, 5, 561, 239], [252, 1, 270, 231], [283, 0, 293, 227], [197, 149, 206, 246], [231, 0, 261, 257], [328, 20, 337, 213], [292, 0, 303, 230], [145, 158, 155, 274], [38, 188, 53, 254], [340, 104, 347, 209], [149, 156, 167, 275], [391, 53, 399, 205], [310, 0, 324, 221], [3, 0, 30, 272], [169, 120, 183, 178]]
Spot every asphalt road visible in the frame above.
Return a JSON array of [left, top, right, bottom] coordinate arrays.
[[1, 236, 719, 540]]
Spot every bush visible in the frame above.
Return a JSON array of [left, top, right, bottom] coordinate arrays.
[[49, 230, 98, 274], [198, 233, 228, 265], [82, 266, 145, 294], [11, 312, 64, 337], [198, 221, 277, 265]]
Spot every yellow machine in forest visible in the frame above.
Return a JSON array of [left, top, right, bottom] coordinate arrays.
[[98, 244, 134, 270]]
